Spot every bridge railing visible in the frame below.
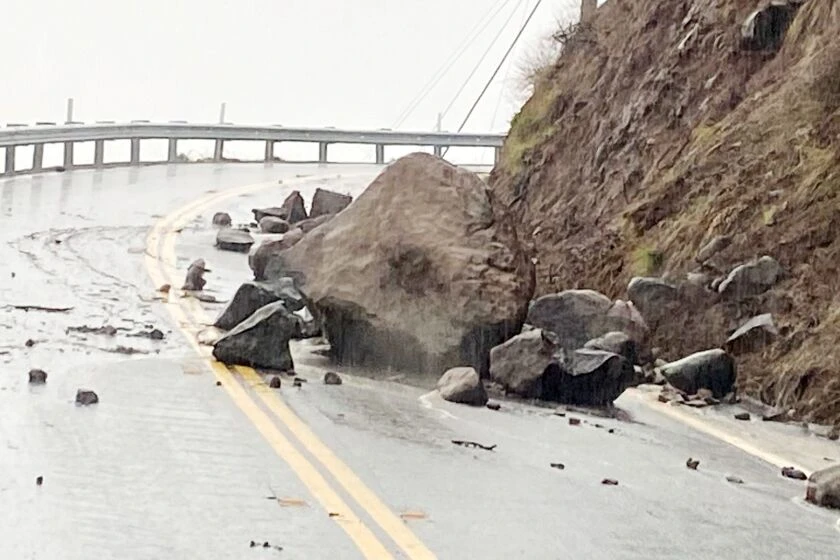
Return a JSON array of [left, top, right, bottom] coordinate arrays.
[[0, 121, 505, 177]]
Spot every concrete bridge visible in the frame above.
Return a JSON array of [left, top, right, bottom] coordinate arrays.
[[0, 120, 505, 177]]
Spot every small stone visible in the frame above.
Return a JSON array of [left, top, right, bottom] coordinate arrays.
[[486, 402, 501, 411], [263, 542, 270, 548], [328, 512, 339, 517], [269, 376, 282, 389], [11, 272, 15, 278], [158, 284, 171, 293], [550, 463, 565, 470], [212, 212, 232, 227], [25, 339, 35, 348], [686, 458, 700, 470], [324, 371, 343, 385], [293, 378, 303, 388], [734, 412, 751, 421], [569, 418, 581, 426], [215, 381, 222, 387], [781, 466, 807, 480], [36, 476, 43, 486], [249, 541, 256, 548], [608, 428, 616, 434], [75, 389, 99, 406], [149, 329, 165, 341], [28, 368, 48, 384], [726, 475, 744, 484], [601, 478, 619, 486]]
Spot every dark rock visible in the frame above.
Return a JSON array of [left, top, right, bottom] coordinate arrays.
[[686, 458, 700, 470], [211, 212, 232, 227], [542, 349, 634, 406], [25, 339, 35, 348], [734, 412, 751, 421], [489, 329, 562, 398], [216, 228, 255, 253], [273, 154, 534, 376], [216, 381, 222, 386], [212, 301, 298, 371], [626, 277, 678, 320], [182, 259, 208, 291], [718, 256, 782, 298], [293, 378, 303, 388], [68, 324, 118, 336], [569, 417, 581, 426], [36, 476, 43, 486], [741, 1, 803, 52], [584, 331, 639, 365], [259, 216, 290, 234], [214, 280, 305, 330], [726, 475, 744, 484], [75, 389, 99, 405], [281, 190, 308, 224], [309, 188, 352, 218], [550, 463, 565, 470], [725, 313, 778, 355], [436, 367, 488, 406], [601, 479, 619, 486], [149, 328, 164, 340], [269, 376, 282, 389], [252, 207, 287, 222], [324, 371, 343, 385], [28, 368, 48, 384], [805, 464, 840, 509], [695, 235, 732, 263], [659, 349, 736, 398], [486, 402, 501, 411], [158, 283, 171, 294], [782, 466, 807, 481]]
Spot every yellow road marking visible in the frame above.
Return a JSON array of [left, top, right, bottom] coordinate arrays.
[[145, 174, 436, 559], [236, 365, 437, 560]]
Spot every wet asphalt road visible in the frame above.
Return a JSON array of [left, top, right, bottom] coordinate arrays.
[[1, 164, 839, 559]]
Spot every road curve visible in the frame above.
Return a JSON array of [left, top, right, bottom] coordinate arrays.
[[1, 164, 839, 559]]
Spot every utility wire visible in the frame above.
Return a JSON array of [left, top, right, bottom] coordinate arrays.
[[391, 0, 511, 129], [439, 0, 526, 124], [490, 0, 530, 131], [444, 0, 544, 157]]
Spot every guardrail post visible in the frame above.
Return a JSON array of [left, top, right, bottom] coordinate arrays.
[[63, 142, 74, 170], [494, 147, 502, 165], [264, 140, 274, 162], [168, 139, 178, 163], [375, 144, 384, 165], [214, 140, 224, 162], [94, 140, 105, 168], [433, 145, 444, 158], [318, 142, 328, 164], [4, 146, 15, 176], [32, 144, 44, 172], [130, 139, 141, 165]]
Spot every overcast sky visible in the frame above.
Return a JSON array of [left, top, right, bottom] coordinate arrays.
[[1, 0, 580, 133]]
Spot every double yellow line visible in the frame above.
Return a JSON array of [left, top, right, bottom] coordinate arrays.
[[144, 177, 436, 560]]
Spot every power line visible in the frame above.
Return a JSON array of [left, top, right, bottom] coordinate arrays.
[[490, 0, 530, 131], [439, 0, 526, 124], [391, 0, 511, 129], [450, 0, 545, 142]]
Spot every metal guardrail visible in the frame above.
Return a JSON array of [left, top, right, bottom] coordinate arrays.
[[0, 121, 506, 176]]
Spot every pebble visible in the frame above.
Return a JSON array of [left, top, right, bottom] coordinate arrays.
[[781, 466, 807, 480], [734, 412, 751, 421], [601, 478, 619, 486], [726, 475, 744, 484], [25, 339, 35, 348], [216, 381, 222, 387], [36, 476, 43, 486], [486, 402, 501, 411], [550, 463, 565, 470], [269, 376, 282, 389], [28, 368, 48, 384], [568, 418, 581, 426], [686, 458, 700, 470], [75, 389, 99, 406], [324, 371, 343, 385]]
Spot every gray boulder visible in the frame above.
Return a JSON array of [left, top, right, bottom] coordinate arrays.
[[718, 256, 781, 298], [584, 331, 639, 365], [259, 216, 290, 234], [281, 191, 308, 224], [216, 228, 255, 253], [724, 313, 778, 355], [214, 280, 305, 331], [489, 329, 562, 398], [252, 207, 287, 222], [659, 349, 736, 398], [182, 258, 208, 291], [627, 277, 678, 319], [806, 464, 840, 510], [437, 367, 488, 406], [213, 301, 298, 371], [310, 188, 352, 218], [540, 349, 634, 406], [75, 389, 99, 405], [212, 212, 232, 227]]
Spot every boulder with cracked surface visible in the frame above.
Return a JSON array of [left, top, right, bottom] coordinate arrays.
[[269, 153, 534, 375], [213, 301, 298, 371], [214, 279, 306, 331]]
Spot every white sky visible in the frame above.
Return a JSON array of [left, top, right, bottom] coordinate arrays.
[[0, 0, 580, 133]]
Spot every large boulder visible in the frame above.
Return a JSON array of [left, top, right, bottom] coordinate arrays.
[[252, 207, 287, 222], [269, 153, 534, 375], [659, 349, 736, 398], [718, 256, 782, 298], [627, 277, 678, 320], [437, 367, 488, 406], [527, 290, 646, 351], [310, 188, 352, 218], [806, 464, 840, 510], [214, 279, 305, 331], [724, 313, 778, 355], [249, 232, 305, 280], [541, 349, 634, 406], [216, 228, 255, 253], [489, 329, 562, 398], [584, 331, 639, 365], [212, 301, 297, 371], [281, 191, 308, 224]]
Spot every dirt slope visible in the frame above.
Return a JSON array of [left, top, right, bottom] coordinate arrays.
[[490, 0, 840, 424]]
